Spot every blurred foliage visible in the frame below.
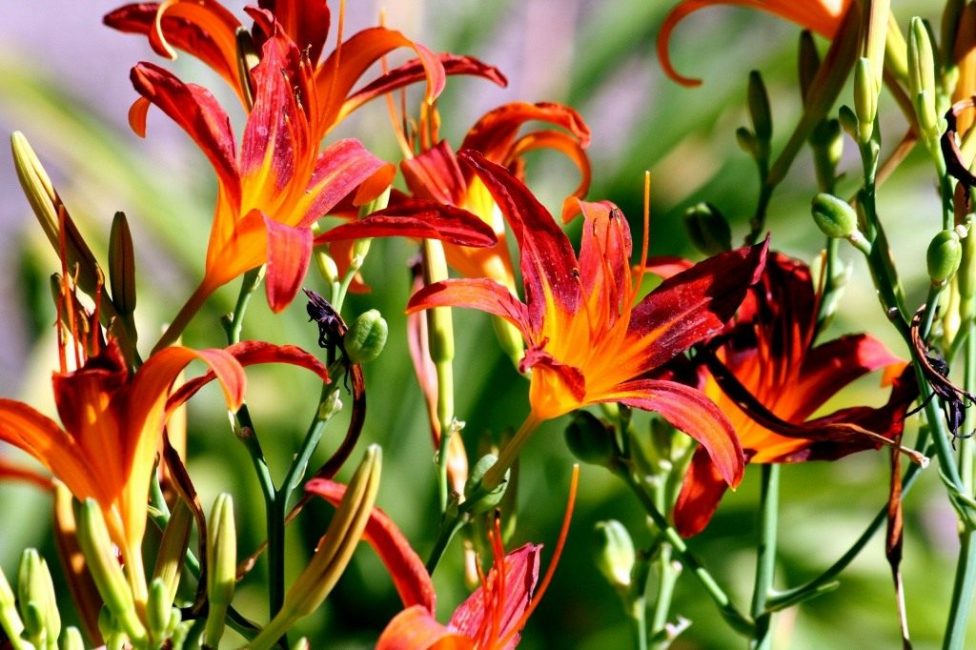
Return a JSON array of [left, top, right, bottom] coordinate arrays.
[[0, 0, 969, 648]]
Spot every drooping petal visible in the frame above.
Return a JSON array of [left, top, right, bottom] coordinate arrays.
[[306, 479, 436, 612], [461, 102, 591, 164], [606, 379, 744, 486], [629, 240, 767, 371], [673, 446, 729, 537], [407, 279, 532, 339], [252, 0, 330, 63], [459, 150, 581, 330], [509, 130, 591, 204], [316, 27, 445, 136], [449, 544, 541, 647], [377, 605, 469, 650], [0, 459, 52, 490], [301, 139, 396, 226], [130, 62, 240, 202], [106, 2, 243, 92], [317, 201, 497, 248], [263, 217, 312, 312], [167, 340, 329, 410], [343, 54, 507, 120]]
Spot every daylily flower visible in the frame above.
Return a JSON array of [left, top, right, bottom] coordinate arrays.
[[408, 151, 766, 489], [105, 0, 506, 143], [0, 277, 246, 582], [131, 31, 495, 350], [673, 253, 915, 536], [658, 0, 852, 86]]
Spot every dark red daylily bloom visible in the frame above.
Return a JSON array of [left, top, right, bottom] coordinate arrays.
[[408, 151, 766, 488], [323, 101, 590, 294], [673, 253, 914, 537], [105, 0, 506, 143]]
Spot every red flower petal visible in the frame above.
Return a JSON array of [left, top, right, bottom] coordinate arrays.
[[401, 142, 467, 205], [461, 102, 591, 163], [606, 379, 744, 486], [306, 479, 436, 612], [407, 279, 531, 339], [673, 446, 729, 537], [252, 0, 330, 63], [263, 217, 312, 313], [377, 605, 465, 650], [304, 139, 395, 225], [317, 201, 497, 248]]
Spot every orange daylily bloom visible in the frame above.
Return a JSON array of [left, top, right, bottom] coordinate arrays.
[[0, 303, 245, 569], [658, 0, 852, 86], [106, 0, 505, 143], [409, 151, 767, 488], [673, 254, 916, 536]]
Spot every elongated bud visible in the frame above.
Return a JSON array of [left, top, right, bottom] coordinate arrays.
[[853, 57, 878, 143], [811, 193, 858, 239], [62, 626, 85, 650], [17, 549, 60, 645], [463, 454, 509, 514], [798, 31, 820, 103], [423, 239, 454, 363], [146, 578, 171, 643], [928, 229, 963, 285], [959, 221, 976, 309], [344, 309, 388, 364], [735, 127, 758, 157], [0, 566, 25, 645], [108, 212, 136, 315], [683, 202, 732, 255], [205, 493, 236, 648], [564, 411, 616, 467], [838, 105, 859, 139], [810, 119, 844, 191], [594, 520, 635, 592], [493, 317, 525, 369], [314, 247, 340, 285], [22, 602, 46, 648], [152, 499, 192, 605], [747, 70, 772, 142], [74, 499, 146, 644], [279, 446, 382, 622], [291, 638, 310, 650], [862, 0, 890, 81], [909, 18, 941, 142]]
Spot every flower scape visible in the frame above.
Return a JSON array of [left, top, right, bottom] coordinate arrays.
[[5, 0, 976, 647]]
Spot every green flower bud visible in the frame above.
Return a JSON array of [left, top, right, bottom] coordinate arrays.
[[594, 520, 636, 592], [463, 454, 509, 515], [798, 30, 820, 103], [291, 638, 311, 650], [853, 58, 878, 143], [564, 411, 617, 467], [683, 203, 732, 255], [205, 493, 237, 648], [837, 105, 859, 139], [959, 222, 976, 305], [908, 18, 936, 111], [17, 549, 59, 645], [735, 127, 758, 157], [22, 602, 46, 648], [0, 566, 25, 644], [62, 626, 85, 650], [811, 193, 858, 239], [927, 229, 963, 285], [313, 246, 340, 285], [108, 211, 136, 316], [748, 70, 772, 142], [147, 578, 171, 643], [810, 119, 843, 191], [344, 309, 388, 364], [152, 499, 192, 606], [75, 499, 146, 644]]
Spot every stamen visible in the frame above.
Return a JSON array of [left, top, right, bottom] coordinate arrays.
[[633, 172, 651, 294], [494, 464, 579, 649], [378, 9, 413, 159], [57, 205, 81, 369]]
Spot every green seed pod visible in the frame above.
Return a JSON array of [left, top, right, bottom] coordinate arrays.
[[811, 193, 858, 239], [464, 454, 509, 515], [564, 411, 616, 467], [594, 520, 636, 592], [344, 309, 389, 364], [927, 229, 963, 285], [683, 203, 732, 256]]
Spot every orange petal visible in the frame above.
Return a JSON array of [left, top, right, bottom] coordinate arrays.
[[407, 279, 531, 339], [377, 605, 469, 650], [264, 217, 312, 313]]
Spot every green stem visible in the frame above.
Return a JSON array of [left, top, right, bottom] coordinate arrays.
[[617, 466, 754, 637], [648, 544, 678, 650], [152, 282, 212, 353], [435, 360, 455, 511], [425, 509, 465, 575], [750, 464, 780, 650], [632, 590, 649, 650], [224, 267, 263, 344], [480, 413, 541, 494]]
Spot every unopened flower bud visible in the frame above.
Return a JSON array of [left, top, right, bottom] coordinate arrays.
[[811, 193, 858, 239], [735, 127, 758, 157], [959, 222, 976, 306], [594, 520, 635, 592], [748, 70, 773, 142], [17, 549, 59, 645], [147, 578, 171, 643], [292, 637, 311, 650], [683, 203, 732, 255], [152, 499, 192, 606], [205, 493, 236, 648], [464, 454, 510, 514], [0, 566, 24, 642], [344, 309, 388, 364], [62, 626, 85, 650], [75, 499, 146, 644], [838, 105, 859, 139], [564, 411, 616, 467], [798, 30, 820, 103], [313, 246, 340, 285], [810, 119, 844, 191], [927, 229, 963, 285], [853, 58, 878, 143], [108, 211, 137, 316], [22, 602, 46, 647]]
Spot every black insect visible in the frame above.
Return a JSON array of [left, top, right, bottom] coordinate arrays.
[[304, 289, 347, 364]]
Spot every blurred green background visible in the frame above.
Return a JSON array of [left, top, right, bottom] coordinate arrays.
[[0, 0, 969, 648]]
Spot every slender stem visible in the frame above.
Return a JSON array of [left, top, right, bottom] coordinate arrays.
[[435, 359, 455, 511], [632, 590, 649, 650], [236, 405, 276, 509], [152, 282, 212, 353], [766, 458, 926, 611], [617, 466, 754, 637], [480, 413, 541, 493], [648, 544, 678, 650], [750, 464, 780, 650], [945, 322, 976, 649], [225, 267, 263, 344], [425, 508, 465, 574]]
